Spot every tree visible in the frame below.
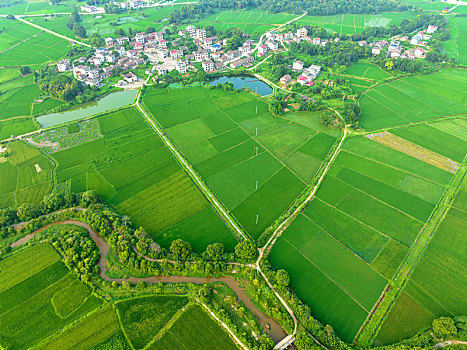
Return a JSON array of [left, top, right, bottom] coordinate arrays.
[[385, 60, 394, 70], [205, 243, 224, 260], [433, 317, 457, 339], [226, 34, 243, 51], [16, 203, 39, 221], [235, 240, 257, 260], [80, 190, 99, 206], [275, 269, 290, 287], [74, 24, 87, 38], [114, 28, 125, 37], [169, 9, 181, 24], [20, 66, 31, 76], [6, 14, 15, 20], [0, 208, 17, 226], [145, 26, 155, 34], [44, 74, 79, 101], [170, 239, 192, 260]]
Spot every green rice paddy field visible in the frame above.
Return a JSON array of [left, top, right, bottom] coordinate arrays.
[[358, 68, 467, 129], [442, 16, 467, 67], [376, 170, 467, 345], [0, 243, 103, 349], [142, 86, 340, 239], [269, 118, 466, 342], [297, 12, 414, 35], [0, 140, 54, 208], [24, 107, 236, 251], [0, 18, 71, 67], [194, 10, 297, 34], [0, 243, 237, 349]]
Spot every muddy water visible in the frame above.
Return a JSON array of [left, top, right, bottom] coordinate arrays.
[[11, 220, 287, 343]]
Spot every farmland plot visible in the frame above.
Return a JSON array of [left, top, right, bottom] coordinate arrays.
[[0, 244, 103, 349], [0, 140, 54, 208], [377, 173, 467, 344], [358, 69, 467, 129], [0, 18, 70, 67], [46, 108, 236, 251], [269, 131, 458, 342], [149, 304, 238, 350], [142, 87, 340, 239]]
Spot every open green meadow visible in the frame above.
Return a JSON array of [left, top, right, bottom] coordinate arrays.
[[0, 18, 70, 67], [377, 172, 467, 344], [297, 12, 414, 35], [442, 16, 467, 67], [359, 68, 467, 129], [0, 244, 103, 349], [36, 107, 236, 251], [269, 129, 459, 341], [194, 10, 297, 34], [149, 304, 238, 350], [142, 87, 340, 239], [0, 140, 53, 208]]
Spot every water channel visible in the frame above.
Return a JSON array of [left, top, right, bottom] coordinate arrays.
[[209, 76, 273, 96], [36, 90, 137, 128], [11, 220, 287, 344]]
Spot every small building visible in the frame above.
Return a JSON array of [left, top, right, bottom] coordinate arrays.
[[202, 59, 215, 72], [258, 45, 269, 56], [372, 46, 381, 55], [297, 27, 308, 39], [123, 72, 138, 83], [196, 29, 207, 39], [176, 60, 187, 74], [292, 60, 304, 71], [117, 37, 129, 45], [426, 25, 438, 34], [157, 66, 167, 75], [157, 49, 169, 59], [313, 38, 321, 45], [267, 40, 279, 51], [194, 50, 209, 61], [57, 59, 71, 72], [280, 74, 292, 85], [115, 46, 126, 57], [159, 39, 167, 49], [170, 50, 183, 59], [186, 25, 196, 37], [105, 37, 114, 46], [135, 32, 145, 44]]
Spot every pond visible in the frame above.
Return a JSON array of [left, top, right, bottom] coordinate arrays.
[[209, 76, 273, 96], [36, 90, 137, 128]]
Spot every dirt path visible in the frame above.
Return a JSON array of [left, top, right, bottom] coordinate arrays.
[[434, 340, 467, 348]]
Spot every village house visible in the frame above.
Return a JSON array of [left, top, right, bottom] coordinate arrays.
[[297, 75, 312, 85], [358, 40, 367, 47], [135, 33, 145, 44], [258, 45, 269, 56], [303, 65, 321, 80], [105, 37, 114, 46], [297, 27, 308, 39], [202, 59, 215, 72], [229, 56, 254, 69], [117, 37, 129, 45], [267, 40, 279, 51], [159, 39, 167, 49], [186, 25, 196, 37], [210, 43, 222, 53], [427, 25, 438, 34], [214, 61, 227, 71], [196, 29, 207, 39], [203, 38, 213, 47], [280, 74, 292, 85], [176, 60, 188, 74], [57, 59, 71, 72], [372, 46, 382, 55], [239, 44, 251, 56], [411, 33, 423, 45], [292, 60, 304, 71], [157, 66, 167, 75], [115, 46, 126, 57], [157, 49, 168, 59], [194, 49, 209, 61], [123, 72, 138, 83], [170, 50, 183, 59]]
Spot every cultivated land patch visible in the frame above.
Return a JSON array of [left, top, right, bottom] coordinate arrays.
[[0, 140, 54, 208], [142, 87, 340, 239], [0, 75, 42, 119], [442, 16, 467, 67], [358, 68, 467, 129], [377, 172, 467, 344], [0, 18, 70, 67], [194, 10, 298, 34], [0, 243, 103, 349], [39, 108, 236, 251], [297, 12, 414, 35], [365, 131, 459, 173], [344, 61, 392, 81], [149, 304, 238, 350], [269, 131, 458, 342]]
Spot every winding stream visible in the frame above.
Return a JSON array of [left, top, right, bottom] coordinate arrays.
[[11, 220, 287, 343]]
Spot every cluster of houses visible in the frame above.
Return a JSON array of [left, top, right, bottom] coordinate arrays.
[[279, 61, 322, 86], [368, 25, 437, 60]]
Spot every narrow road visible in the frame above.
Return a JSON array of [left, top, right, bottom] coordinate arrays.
[[15, 16, 92, 48], [134, 90, 248, 241], [434, 340, 467, 348]]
